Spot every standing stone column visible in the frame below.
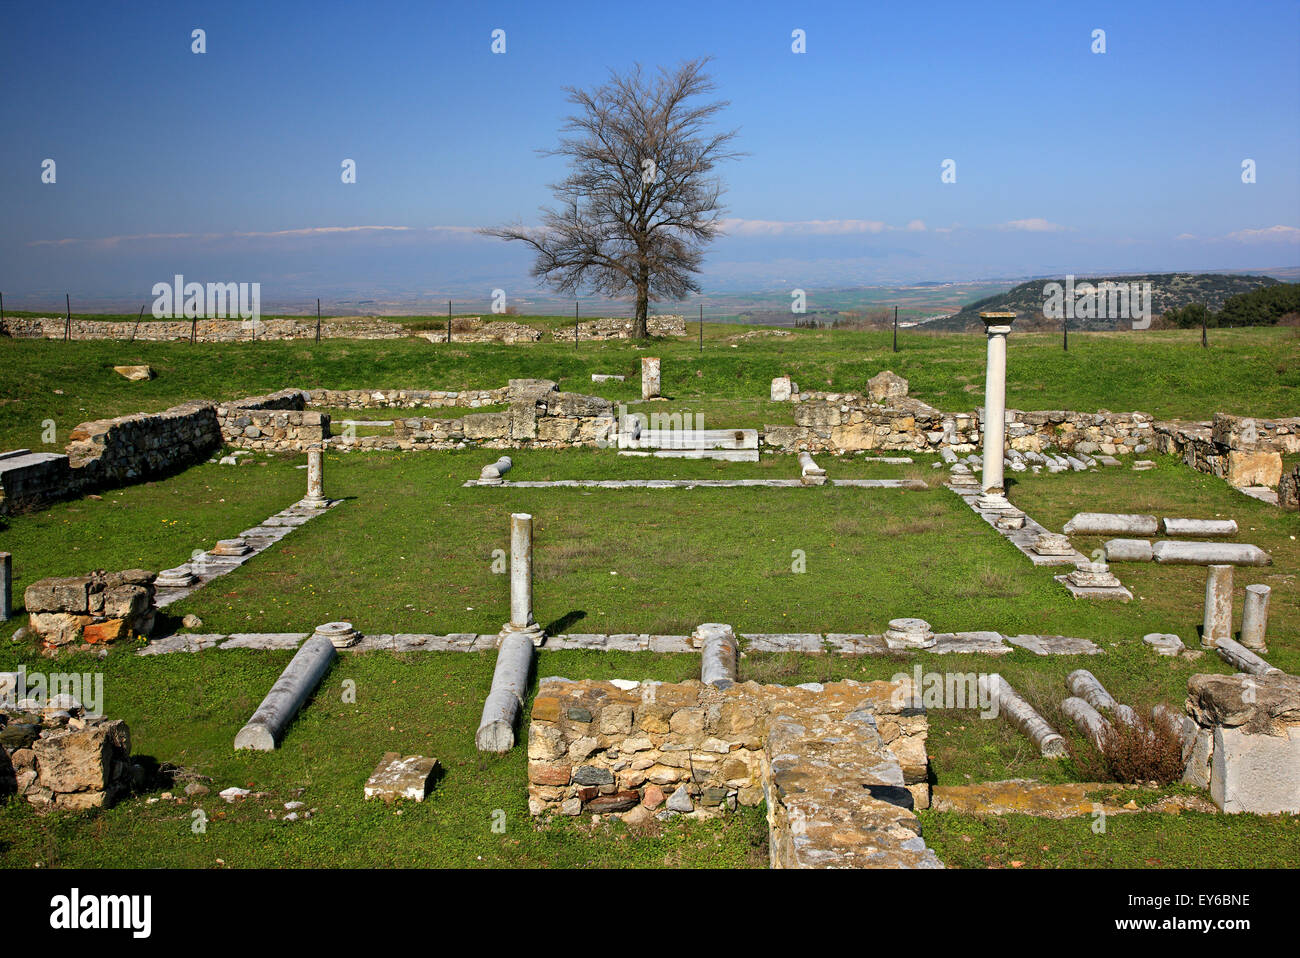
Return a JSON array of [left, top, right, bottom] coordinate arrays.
[[305, 447, 326, 507], [641, 357, 661, 400], [1202, 564, 1233, 647], [977, 312, 1016, 510], [1240, 584, 1271, 651], [0, 552, 11, 622], [502, 513, 544, 646]]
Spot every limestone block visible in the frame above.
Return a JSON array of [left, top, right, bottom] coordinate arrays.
[[363, 753, 440, 802], [1152, 541, 1271, 566], [1210, 725, 1300, 814], [1062, 513, 1158, 536]]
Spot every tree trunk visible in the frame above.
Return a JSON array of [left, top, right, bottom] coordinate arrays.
[[633, 269, 649, 339]]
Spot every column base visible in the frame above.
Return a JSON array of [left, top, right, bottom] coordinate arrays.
[[975, 492, 1014, 512], [500, 622, 546, 647]]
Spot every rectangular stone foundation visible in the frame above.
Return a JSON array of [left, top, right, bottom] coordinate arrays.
[[526, 677, 939, 868]]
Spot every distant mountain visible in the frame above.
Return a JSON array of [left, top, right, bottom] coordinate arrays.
[[932, 273, 1282, 331]]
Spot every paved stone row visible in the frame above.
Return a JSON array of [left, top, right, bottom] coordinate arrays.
[[152, 498, 339, 609], [464, 478, 927, 489], [138, 628, 1100, 656]]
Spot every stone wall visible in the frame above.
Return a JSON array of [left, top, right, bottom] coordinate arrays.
[[526, 677, 929, 818], [23, 569, 158, 648], [0, 450, 73, 515], [65, 400, 222, 488], [550, 315, 688, 341], [0, 708, 134, 811], [765, 398, 1153, 456], [1154, 414, 1288, 488], [0, 316, 408, 342], [306, 387, 508, 410]]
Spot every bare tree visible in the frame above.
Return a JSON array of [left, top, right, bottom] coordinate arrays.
[[483, 58, 740, 338]]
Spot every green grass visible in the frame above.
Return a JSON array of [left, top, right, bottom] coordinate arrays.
[[2, 323, 1298, 869], [2, 325, 1297, 451]]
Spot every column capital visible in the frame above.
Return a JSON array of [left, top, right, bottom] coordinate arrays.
[[980, 311, 1016, 335]]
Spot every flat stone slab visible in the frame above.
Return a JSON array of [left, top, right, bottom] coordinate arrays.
[[363, 753, 441, 802], [1143, 633, 1186, 656], [466, 478, 924, 489], [931, 780, 1216, 818], [648, 635, 695, 653], [740, 633, 824, 653], [933, 631, 1011, 654], [827, 633, 889, 654], [137, 633, 226, 655], [220, 633, 309, 650], [1005, 634, 1102, 656]]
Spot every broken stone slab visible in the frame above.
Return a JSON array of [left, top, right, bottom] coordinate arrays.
[[363, 753, 440, 802], [648, 634, 693, 653], [475, 630, 534, 752], [591, 374, 625, 383], [982, 674, 1067, 757], [1151, 541, 1271, 566], [770, 375, 792, 402], [136, 633, 225, 655], [1162, 518, 1238, 537], [739, 633, 823, 653], [827, 633, 889, 655], [931, 631, 1010, 654], [1103, 538, 1153, 562], [1066, 670, 1118, 711], [1062, 513, 1159, 536], [1005, 634, 1101, 656], [698, 624, 738, 690], [234, 635, 337, 750], [1214, 636, 1281, 677], [1062, 696, 1113, 750], [113, 364, 154, 381], [220, 633, 308, 651], [1143, 633, 1185, 656]]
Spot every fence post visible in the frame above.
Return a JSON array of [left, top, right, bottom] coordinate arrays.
[[893, 305, 898, 352], [65, 293, 71, 341], [699, 304, 703, 352], [316, 298, 321, 343], [574, 300, 579, 348], [447, 300, 452, 343]]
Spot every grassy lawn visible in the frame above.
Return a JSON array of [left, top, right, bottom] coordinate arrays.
[[2, 325, 1297, 451], [1, 324, 1297, 869]]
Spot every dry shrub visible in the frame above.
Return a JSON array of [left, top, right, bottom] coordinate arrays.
[[1097, 715, 1185, 785]]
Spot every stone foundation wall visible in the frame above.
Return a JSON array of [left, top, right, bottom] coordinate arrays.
[[0, 316, 408, 341], [526, 678, 928, 819], [550, 315, 688, 341], [1154, 414, 1287, 488], [0, 708, 134, 811], [65, 400, 221, 487], [306, 387, 508, 410], [765, 400, 1153, 456], [23, 569, 158, 648]]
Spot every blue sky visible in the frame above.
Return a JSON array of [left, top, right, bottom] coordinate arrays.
[[2, 0, 1297, 310]]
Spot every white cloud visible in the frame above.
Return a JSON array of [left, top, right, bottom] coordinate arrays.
[[905, 219, 926, 232], [719, 217, 891, 237], [1224, 224, 1300, 243], [995, 218, 1070, 233]]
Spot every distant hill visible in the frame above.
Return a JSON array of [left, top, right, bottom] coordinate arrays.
[[932, 273, 1281, 331]]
